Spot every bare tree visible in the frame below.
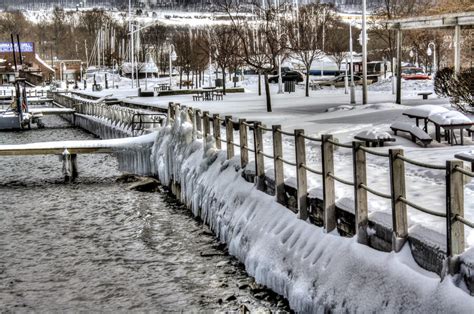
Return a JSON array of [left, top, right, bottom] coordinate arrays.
[[284, 3, 332, 97], [210, 25, 240, 95], [326, 19, 351, 72]]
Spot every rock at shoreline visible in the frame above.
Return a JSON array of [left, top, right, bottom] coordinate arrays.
[[128, 177, 160, 192], [116, 173, 141, 183]]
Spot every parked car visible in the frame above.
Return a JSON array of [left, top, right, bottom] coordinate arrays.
[[268, 71, 304, 83], [401, 67, 430, 80], [318, 75, 373, 87]]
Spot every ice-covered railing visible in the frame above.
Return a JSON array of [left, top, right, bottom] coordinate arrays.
[[166, 101, 474, 277], [51, 92, 165, 136]]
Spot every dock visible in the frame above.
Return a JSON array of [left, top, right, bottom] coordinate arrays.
[[0, 132, 157, 179]]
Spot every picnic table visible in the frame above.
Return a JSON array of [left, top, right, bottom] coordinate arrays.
[[402, 105, 449, 132], [154, 83, 170, 92], [194, 88, 217, 101], [428, 111, 474, 145], [354, 130, 396, 147]]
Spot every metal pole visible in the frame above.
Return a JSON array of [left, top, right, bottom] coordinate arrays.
[[344, 57, 348, 94], [362, 0, 368, 104], [349, 23, 355, 104], [454, 25, 461, 75], [129, 0, 134, 88], [169, 44, 173, 88], [10, 34, 17, 72], [16, 35, 23, 67], [396, 29, 402, 105]]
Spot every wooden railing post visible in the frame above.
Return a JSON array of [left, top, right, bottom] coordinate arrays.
[[203, 111, 210, 137], [239, 119, 248, 169], [321, 134, 336, 232], [295, 129, 308, 220], [446, 160, 465, 264], [195, 109, 202, 137], [389, 149, 408, 252], [213, 114, 221, 149], [174, 103, 181, 122], [353, 141, 368, 244], [225, 116, 234, 159], [168, 102, 175, 124], [254, 121, 265, 191], [273, 125, 285, 205]]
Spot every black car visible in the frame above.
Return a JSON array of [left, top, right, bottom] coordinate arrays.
[[268, 71, 304, 83]]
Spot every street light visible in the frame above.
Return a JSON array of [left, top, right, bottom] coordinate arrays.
[[349, 21, 356, 104], [59, 61, 66, 88], [112, 59, 118, 89], [169, 44, 177, 88], [361, 0, 368, 105], [427, 42, 436, 75], [144, 52, 152, 90]]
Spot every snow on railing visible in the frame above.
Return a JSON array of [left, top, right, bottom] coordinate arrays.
[[166, 101, 474, 276], [51, 92, 165, 136]]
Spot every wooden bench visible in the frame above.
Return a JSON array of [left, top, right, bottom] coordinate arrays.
[[417, 92, 433, 100], [390, 122, 432, 147]]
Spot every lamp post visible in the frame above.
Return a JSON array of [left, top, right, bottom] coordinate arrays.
[[144, 52, 152, 90], [112, 59, 117, 89], [361, 0, 368, 105], [169, 44, 177, 88], [427, 42, 436, 75], [349, 21, 356, 104], [59, 61, 66, 87], [80, 62, 84, 85]]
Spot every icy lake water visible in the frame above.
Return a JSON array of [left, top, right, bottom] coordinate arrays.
[[0, 116, 290, 312]]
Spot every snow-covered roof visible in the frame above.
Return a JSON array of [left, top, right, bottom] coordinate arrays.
[[35, 54, 54, 72]]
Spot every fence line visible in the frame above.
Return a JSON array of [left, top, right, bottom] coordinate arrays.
[[167, 102, 474, 275], [50, 93, 474, 277]]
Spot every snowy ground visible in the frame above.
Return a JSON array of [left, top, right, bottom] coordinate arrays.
[[75, 75, 474, 249]]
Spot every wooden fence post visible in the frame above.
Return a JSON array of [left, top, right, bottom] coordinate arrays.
[[273, 125, 285, 205], [239, 119, 248, 169], [213, 114, 221, 149], [295, 129, 308, 220], [446, 160, 465, 264], [254, 121, 265, 191], [195, 109, 202, 137], [389, 149, 408, 252], [174, 103, 181, 122], [168, 103, 175, 124], [225, 116, 234, 159], [321, 134, 336, 232], [353, 141, 368, 244], [203, 111, 211, 149]]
